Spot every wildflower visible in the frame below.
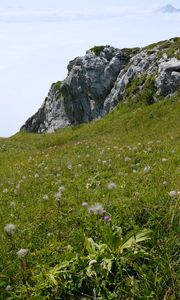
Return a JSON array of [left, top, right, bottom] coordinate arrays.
[[16, 183, 20, 189], [124, 157, 131, 162], [89, 259, 97, 266], [34, 173, 39, 178], [4, 224, 16, 235], [47, 232, 53, 238], [16, 249, 29, 259], [9, 201, 16, 208], [104, 215, 112, 222], [143, 166, 151, 174], [108, 182, 117, 190], [55, 186, 65, 202], [5, 285, 12, 291], [86, 183, 91, 189], [88, 203, 104, 215], [67, 163, 72, 170], [3, 188, 8, 193], [82, 202, 88, 207], [163, 181, 168, 187], [162, 158, 168, 162], [42, 195, 49, 200], [58, 186, 65, 193], [169, 191, 176, 197]]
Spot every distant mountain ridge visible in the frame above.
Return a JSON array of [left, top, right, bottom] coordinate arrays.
[[156, 4, 180, 13], [21, 38, 180, 133]]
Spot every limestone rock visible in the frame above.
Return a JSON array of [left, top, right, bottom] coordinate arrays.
[[155, 58, 180, 96], [21, 39, 180, 133]]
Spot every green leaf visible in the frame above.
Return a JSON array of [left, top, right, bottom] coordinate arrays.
[[101, 258, 113, 273], [48, 273, 58, 286], [84, 237, 98, 254], [118, 228, 151, 254]]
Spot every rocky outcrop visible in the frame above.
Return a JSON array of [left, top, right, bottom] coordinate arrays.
[[155, 57, 180, 96], [21, 38, 180, 133]]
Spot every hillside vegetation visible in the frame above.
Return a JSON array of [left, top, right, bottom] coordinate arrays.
[[0, 95, 180, 299]]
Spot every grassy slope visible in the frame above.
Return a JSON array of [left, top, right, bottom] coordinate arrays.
[[0, 96, 180, 299]]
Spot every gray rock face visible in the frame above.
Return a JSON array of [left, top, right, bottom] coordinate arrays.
[[21, 40, 180, 133], [155, 58, 180, 96]]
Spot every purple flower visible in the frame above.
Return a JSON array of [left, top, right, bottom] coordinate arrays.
[[104, 215, 112, 222], [82, 202, 88, 207], [88, 203, 104, 214]]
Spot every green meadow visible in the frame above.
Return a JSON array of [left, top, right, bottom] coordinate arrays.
[[0, 95, 179, 299]]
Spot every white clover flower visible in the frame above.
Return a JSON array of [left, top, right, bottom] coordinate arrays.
[[89, 259, 97, 266], [169, 191, 177, 197], [42, 195, 49, 200], [143, 166, 151, 174], [17, 249, 29, 259], [108, 182, 117, 190], [88, 203, 104, 215], [163, 181, 168, 187], [34, 173, 39, 178], [3, 188, 8, 193], [4, 224, 16, 235]]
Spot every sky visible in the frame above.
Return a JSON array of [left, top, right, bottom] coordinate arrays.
[[0, 0, 180, 137]]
